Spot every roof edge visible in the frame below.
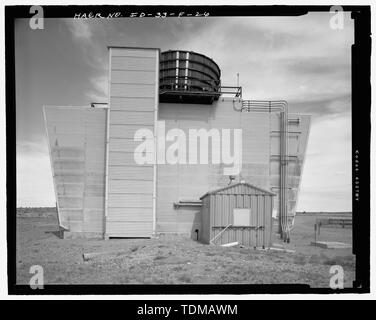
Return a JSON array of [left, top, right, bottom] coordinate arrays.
[[200, 182, 276, 199], [107, 46, 161, 51]]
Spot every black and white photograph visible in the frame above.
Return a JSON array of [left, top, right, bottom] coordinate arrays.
[[4, 3, 371, 297]]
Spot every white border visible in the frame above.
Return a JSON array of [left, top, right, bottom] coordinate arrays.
[[1, 0, 374, 299]]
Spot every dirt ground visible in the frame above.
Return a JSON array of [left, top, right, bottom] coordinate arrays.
[[16, 209, 355, 287]]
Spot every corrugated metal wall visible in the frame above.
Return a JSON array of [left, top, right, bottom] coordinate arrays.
[[201, 184, 274, 248], [106, 47, 159, 237], [44, 106, 107, 234]]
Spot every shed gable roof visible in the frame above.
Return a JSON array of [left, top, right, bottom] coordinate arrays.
[[200, 182, 276, 199]]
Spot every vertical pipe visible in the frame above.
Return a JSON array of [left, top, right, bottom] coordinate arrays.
[[184, 52, 189, 90], [269, 197, 273, 247], [282, 111, 285, 238], [263, 195, 266, 248], [152, 49, 159, 236], [104, 48, 112, 240], [240, 100, 289, 241], [279, 111, 283, 236], [175, 51, 179, 89]]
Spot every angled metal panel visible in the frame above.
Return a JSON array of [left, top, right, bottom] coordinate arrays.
[[44, 106, 107, 234]]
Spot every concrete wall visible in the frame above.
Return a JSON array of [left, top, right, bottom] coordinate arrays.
[[156, 98, 310, 237], [44, 99, 310, 239]]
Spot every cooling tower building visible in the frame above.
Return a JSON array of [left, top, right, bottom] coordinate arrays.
[[44, 47, 310, 246]]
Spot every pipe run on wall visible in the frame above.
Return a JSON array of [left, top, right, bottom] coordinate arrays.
[[236, 100, 291, 242]]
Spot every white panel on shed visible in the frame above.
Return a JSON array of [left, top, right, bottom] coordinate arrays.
[[233, 208, 251, 226], [106, 47, 159, 238]]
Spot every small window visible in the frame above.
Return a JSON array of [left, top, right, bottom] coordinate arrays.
[[233, 208, 251, 226]]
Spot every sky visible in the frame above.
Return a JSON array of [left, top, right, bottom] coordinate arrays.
[[15, 13, 354, 211]]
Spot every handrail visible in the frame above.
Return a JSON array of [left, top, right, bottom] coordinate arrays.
[[210, 224, 233, 245]]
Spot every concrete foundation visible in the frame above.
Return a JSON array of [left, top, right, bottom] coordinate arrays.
[[63, 231, 104, 240], [311, 241, 352, 249]]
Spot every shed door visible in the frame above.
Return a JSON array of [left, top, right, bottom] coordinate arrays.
[[233, 208, 251, 226]]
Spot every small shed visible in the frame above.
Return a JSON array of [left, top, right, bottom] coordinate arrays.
[[199, 182, 276, 248]]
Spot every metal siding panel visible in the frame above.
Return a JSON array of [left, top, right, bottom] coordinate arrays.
[[109, 165, 153, 180], [108, 179, 153, 194], [48, 122, 106, 135], [209, 195, 215, 242], [45, 107, 105, 124], [109, 138, 154, 153], [201, 197, 209, 244], [111, 48, 157, 58], [110, 124, 154, 138], [111, 70, 156, 84], [108, 193, 153, 208], [106, 221, 153, 237], [44, 107, 86, 123], [251, 195, 256, 246], [110, 97, 155, 111], [48, 134, 105, 149], [52, 147, 85, 160], [56, 183, 84, 196], [111, 56, 157, 71], [110, 111, 154, 125], [107, 208, 153, 221], [109, 152, 153, 166], [109, 152, 137, 166], [111, 83, 156, 98]]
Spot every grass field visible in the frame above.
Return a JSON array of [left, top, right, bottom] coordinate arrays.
[[16, 208, 355, 287]]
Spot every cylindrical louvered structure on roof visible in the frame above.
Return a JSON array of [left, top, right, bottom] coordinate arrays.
[[159, 50, 221, 104]]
